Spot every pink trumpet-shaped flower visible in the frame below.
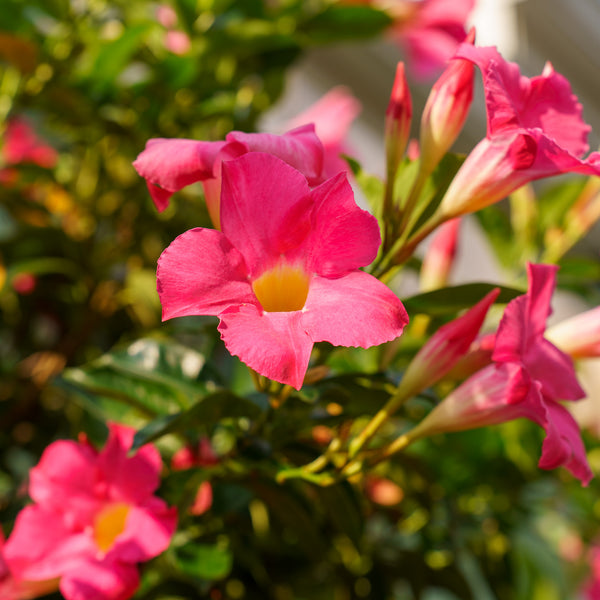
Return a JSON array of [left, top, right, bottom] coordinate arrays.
[[4, 424, 178, 600], [133, 125, 324, 228], [438, 45, 600, 219], [157, 152, 408, 389], [285, 86, 361, 180], [409, 263, 592, 485]]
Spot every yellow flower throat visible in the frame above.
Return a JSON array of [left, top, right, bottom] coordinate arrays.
[[252, 263, 310, 312]]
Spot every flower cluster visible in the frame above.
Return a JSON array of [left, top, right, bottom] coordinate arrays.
[[2, 424, 177, 600]]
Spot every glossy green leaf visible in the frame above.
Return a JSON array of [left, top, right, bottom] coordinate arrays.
[[131, 389, 262, 450], [402, 283, 523, 316], [300, 6, 392, 43], [174, 543, 233, 581]]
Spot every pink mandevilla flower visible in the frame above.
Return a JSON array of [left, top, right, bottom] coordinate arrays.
[[133, 125, 324, 229], [409, 263, 592, 485], [157, 152, 408, 389], [438, 44, 600, 219], [4, 424, 178, 600]]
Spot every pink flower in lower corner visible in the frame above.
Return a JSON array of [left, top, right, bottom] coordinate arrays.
[[133, 125, 324, 228], [157, 152, 408, 389], [410, 263, 592, 485], [438, 44, 600, 219], [4, 423, 178, 600]]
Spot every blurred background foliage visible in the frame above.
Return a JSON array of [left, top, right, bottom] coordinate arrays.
[[1, 1, 600, 599]]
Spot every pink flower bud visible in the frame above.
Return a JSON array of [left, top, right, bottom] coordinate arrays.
[[398, 289, 499, 398], [420, 218, 461, 291], [419, 28, 475, 173], [385, 62, 412, 176]]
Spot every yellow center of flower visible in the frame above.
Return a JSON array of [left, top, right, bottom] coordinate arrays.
[[93, 503, 130, 553], [252, 263, 310, 312]]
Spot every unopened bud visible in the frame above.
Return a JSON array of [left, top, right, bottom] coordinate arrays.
[[419, 28, 475, 174]]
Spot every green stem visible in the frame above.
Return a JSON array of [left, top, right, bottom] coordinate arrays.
[[347, 385, 411, 460]]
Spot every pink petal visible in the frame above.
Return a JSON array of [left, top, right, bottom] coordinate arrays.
[[525, 394, 593, 485], [157, 227, 256, 320], [301, 272, 408, 348], [523, 263, 557, 340], [493, 263, 585, 401], [110, 499, 177, 563], [456, 44, 591, 155], [525, 338, 586, 401], [218, 305, 313, 389], [306, 173, 382, 276], [28, 440, 100, 527], [97, 424, 163, 504], [219, 154, 314, 276], [59, 559, 139, 600], [226, 125, 324, 185], [4, 506, 95, 581], [527, 131, 600, 177], [132, 138, 226, 212]]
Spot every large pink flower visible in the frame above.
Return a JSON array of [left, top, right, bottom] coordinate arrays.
[[409, 264, 592, 484], [4, 424, 178, 600], [157, 152, 408, 389], [438, 45, 600, 218], [133, 125, 324, 228]]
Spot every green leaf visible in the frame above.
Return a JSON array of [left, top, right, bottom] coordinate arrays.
[[300, 6, 392, 44], [83, 24, 151, 97], [131, 389, 263, 450], [174, 543, 233, 581], [58, 337, 210, 418], [402, 283, 524, 316], [475, 205, 522, 269], [404, 153, 466, 237], [536, 178, 585, 233], [346, 156, 384, 220]]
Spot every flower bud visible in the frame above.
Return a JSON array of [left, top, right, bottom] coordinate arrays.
[[419, 28, 475, 174], [385, 62, 412, 177], [397, 289, 499, 399], [420, 218, 461, 292]]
